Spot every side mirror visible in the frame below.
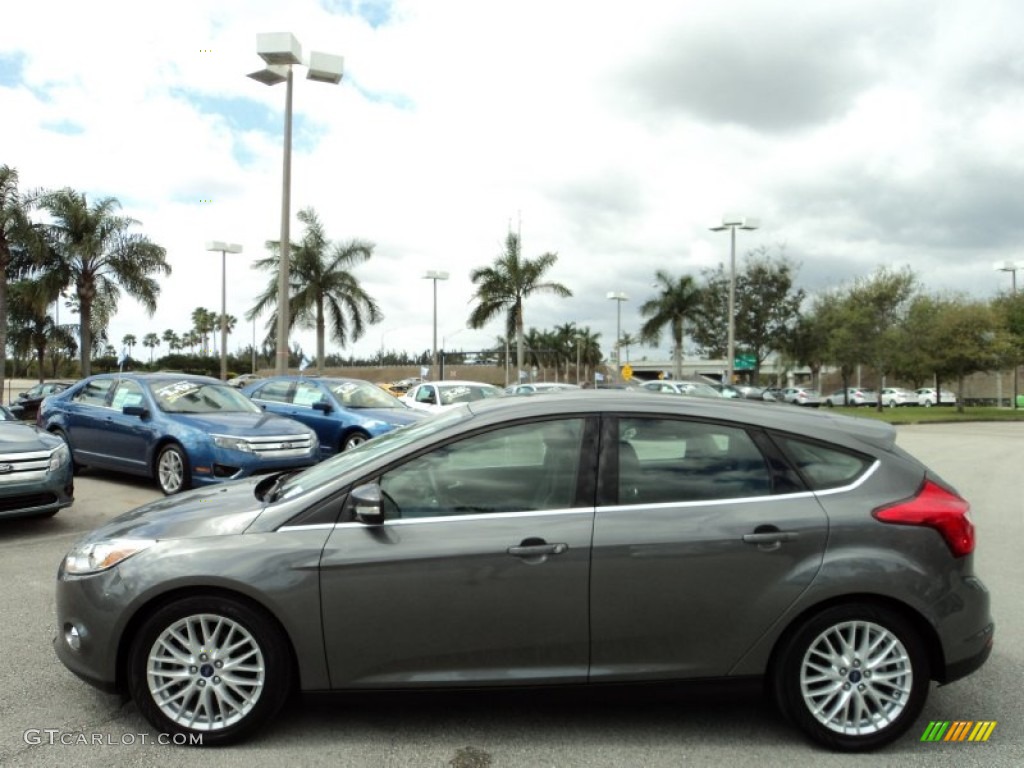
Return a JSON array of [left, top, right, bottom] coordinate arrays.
[[17, 392, 28, 399], [312, 400, 332, 413], [123, 404, 149, 418], [349, 483, 386, 525]]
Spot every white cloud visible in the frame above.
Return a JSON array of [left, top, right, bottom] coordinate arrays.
[[4, 0, 1024, 367]]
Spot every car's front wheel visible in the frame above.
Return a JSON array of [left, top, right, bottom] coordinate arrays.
[[773, 603, 929, 751], [342, 430, 370, 451], [128, 596, 293, 746], [156, 444, 190, 495]]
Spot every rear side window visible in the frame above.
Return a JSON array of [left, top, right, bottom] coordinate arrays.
[[617, 418, 772, 504], [73, 379, 115, 406], [771, 434, 873, 490]]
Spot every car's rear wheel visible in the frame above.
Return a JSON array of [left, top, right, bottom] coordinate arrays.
[[887, 400, 898, 408], [773, 603, 929, 751], [923, 400, 933, 408], [128, 596, 293, 746], [341, 430, 370, 452], [156, 444, 190, 495]]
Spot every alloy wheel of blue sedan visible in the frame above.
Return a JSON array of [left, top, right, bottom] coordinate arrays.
[[157, 445, 189, 495]]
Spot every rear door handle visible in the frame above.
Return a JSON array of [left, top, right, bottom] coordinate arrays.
[[742, 531, 798, 544], [507, 543, 569, 557]]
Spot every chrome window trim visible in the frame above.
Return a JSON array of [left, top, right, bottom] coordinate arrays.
[[279, 507, 595, 532]]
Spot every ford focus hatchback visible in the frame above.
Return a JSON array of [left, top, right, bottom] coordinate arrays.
[[53, 391, 992, 750]]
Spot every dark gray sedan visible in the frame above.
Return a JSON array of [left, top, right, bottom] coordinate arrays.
[[53, 392, 992, 751]]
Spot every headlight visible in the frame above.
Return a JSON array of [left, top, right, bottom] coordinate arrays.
[[64, 539, 156, 575], [211, 434, 254, 453], [48, 443, 70, 472]]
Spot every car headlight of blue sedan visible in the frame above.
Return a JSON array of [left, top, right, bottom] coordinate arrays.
[[211, 434, 256, 453]]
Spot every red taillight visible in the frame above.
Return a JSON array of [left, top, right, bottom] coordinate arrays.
[[873, 480, 975, 557]]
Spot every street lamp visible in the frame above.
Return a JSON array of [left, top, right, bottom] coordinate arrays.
[[249, 33, 344, 374], [710, 215, 759, 385], [423, 270, 449, 378], [606, 292, 629, 383], [206, 241, 243, 380], [995, 260, 1024, 408]]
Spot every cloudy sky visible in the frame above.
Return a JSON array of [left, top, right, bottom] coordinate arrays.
[[3, 0, 1024, 366]]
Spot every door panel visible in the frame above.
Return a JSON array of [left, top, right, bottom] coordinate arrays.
[[319, 416, 595, 688], [590, 416, 828, 681]]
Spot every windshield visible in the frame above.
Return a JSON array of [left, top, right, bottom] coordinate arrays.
[[275, 407, 470, 500], [438, 384, 503, 405], [329, 380, 406, 409], [148, 380, 262, 414]]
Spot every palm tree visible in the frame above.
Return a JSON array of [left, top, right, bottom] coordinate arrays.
[[618, 331, 639, 363], [36, 188, 169, 376], [574, 326, 603, 384], [122, 333, 137, 360], [640, 271, 704, 381], [248, 207, 381, 374], [1, 165, 44, 390], [162, 328, 180, 353], [191, 308, 216, 355], [143, 332, 160, 363], [468, 231, 572, 380]]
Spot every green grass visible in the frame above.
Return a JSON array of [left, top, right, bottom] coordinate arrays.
[[820, 405, 1024, 424]]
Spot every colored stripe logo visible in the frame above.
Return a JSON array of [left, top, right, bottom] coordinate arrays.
[[921, 721, 997, 742]]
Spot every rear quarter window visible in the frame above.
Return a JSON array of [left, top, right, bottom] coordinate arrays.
[[771, 434, 874, 490]]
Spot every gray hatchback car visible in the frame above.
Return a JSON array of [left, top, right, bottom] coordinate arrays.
[[53, 392, 992, 750]]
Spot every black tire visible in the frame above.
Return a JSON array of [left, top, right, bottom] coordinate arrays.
[[128, 595, 293, 746], [341, 430, 370, 451], [887, 400, 897, 409], [156, 444, 191, 495], [923, 400, 933, 408], [825, 400, 834, 408], [772, 603, 930, 752]]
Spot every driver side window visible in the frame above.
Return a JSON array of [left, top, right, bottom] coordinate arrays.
[[379, 419, 585, 519]]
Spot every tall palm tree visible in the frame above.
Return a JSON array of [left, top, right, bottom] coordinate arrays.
[[618, 331, 639, 363], [1, 165, 44, 390], [36, 188, 169, 376], [122, 333, 137, 360], [162, 328, 180, 353], [143, 332, 160, 363], [191, 307, 216, 354], [639, 271, 703, 380], [248, 207, 381, 374], [574, 326, 603, 384], [468, 231, 572, 379]]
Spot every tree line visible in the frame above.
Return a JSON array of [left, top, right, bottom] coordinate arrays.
[[5, 162, 1023, 410]]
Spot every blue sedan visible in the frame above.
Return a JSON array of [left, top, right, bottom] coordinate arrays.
[[38, 373, 320, 494], [242, 376, 426, 457]]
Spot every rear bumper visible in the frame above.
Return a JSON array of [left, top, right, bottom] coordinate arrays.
[[940, 621, 994, 685]]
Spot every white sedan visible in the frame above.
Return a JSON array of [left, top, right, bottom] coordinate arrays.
[[400, 380, 505, 413], [916, 387, 957, 407], [880, 387, 918, 408]]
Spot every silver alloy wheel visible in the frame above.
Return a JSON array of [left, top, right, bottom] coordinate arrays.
[[146, 613, 266, 731], [799, 619, 913, 736], [343, 433, 368, 451], [158, 447, 185, 493]]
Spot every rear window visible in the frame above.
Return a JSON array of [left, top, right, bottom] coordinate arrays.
[[771, 434, 874, 490]]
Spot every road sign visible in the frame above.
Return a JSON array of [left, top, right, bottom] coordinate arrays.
[[735, 354, 756, 371], [621, 363, 633, 381]]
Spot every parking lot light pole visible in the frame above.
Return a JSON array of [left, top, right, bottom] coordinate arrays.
[[206, 242, 243, 381], [994, 260, 1024, 408], [710, 216, 759, 385], [249, 33, 344, 374], [423, 271, 449, 378], [606, 292, 629, 383]]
